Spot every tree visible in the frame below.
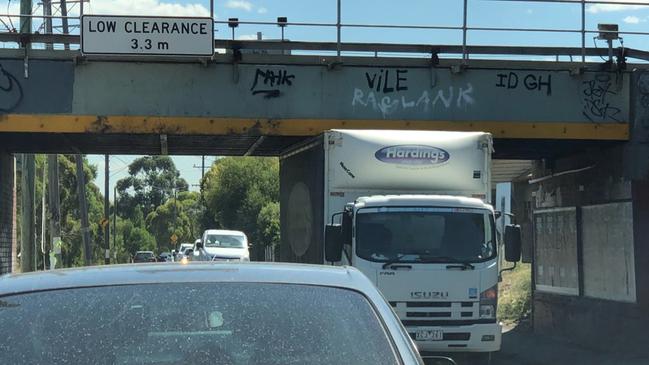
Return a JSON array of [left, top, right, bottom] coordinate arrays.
[[57, 155, 105, 266], [257, 202, 280, 248], [203, 157, 279, 250], [115, 156, 188, 218], [145, 192, 201, 252]]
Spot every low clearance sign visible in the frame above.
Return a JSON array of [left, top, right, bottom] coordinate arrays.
[[81, 15, 214, 56]]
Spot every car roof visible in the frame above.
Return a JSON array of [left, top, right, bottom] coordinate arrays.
[[203, 229, 246, 236], [135, 251, 154, 254], [0, 263, 375, 297]]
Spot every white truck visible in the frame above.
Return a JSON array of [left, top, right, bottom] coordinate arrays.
[[279, 129, 521, 359]]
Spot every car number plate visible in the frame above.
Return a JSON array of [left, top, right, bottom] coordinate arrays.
[[415, 329, 443, 341]]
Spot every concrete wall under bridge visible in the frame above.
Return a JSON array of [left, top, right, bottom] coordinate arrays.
[[509, 70, 649, 351], [0, 48, 647, 351]]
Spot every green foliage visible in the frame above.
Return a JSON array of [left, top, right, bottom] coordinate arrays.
[[257, 202, 280, 248], [127, 227, 156, 254], [145, 191, 201, 252], [57, 155, 105, 266], [16, 155, 107, 268], [498, 263, 532, 323], [203, 157, 279, 248], [116, 156, 188, 218]]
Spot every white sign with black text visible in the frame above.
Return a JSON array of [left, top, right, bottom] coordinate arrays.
[[81, 15, 214, 56]]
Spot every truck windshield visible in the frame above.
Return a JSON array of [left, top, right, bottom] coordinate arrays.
[[355, 207, 495, 263]]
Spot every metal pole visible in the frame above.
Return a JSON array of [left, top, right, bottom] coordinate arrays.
[[113, 186, 117, 262], [104, 155, 109, 264], [19, 0, 31, 52], [336, 0, 341, 58], [43, 0, 53, 49], [173, 188, 177, 252], [75, 155, 91, 266], [80, 0, 83, 17], [40, 162, 46, 270], [60, 0, 70, 50], [210, 0, 214, 21], [581, 0, 586, 63], [201, 156, 205, 182], [20, 154, 35, 272], [462, 0, 468, 63], [47, 154, 61, 269], [19, 0, 31, 34]]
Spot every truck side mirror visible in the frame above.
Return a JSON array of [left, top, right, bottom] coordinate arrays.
[[504, 224, 522, 262], [325, 224, 343, 262], [195, 239, 204, 249]]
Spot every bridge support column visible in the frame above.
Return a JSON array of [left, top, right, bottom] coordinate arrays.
[[0, 152, 16, 275]]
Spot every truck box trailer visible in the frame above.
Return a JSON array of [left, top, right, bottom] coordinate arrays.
[[279, 129, 521, 357]]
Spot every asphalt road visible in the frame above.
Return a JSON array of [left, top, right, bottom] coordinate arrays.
[[424, 323, 649, 365]]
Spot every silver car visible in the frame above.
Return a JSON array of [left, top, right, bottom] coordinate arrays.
[[0, 263, 454, 365]]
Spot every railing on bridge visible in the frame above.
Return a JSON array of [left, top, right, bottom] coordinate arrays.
[[0, 0, 649, 62]]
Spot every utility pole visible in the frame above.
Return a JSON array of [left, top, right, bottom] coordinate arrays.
[[75, 155, 92, 266], [20, 154, 35, 272], [47, 154, 61, 269], [193, 156, 207, 200], [40, 162, 46, 270], [104, 155, 110, 264], [113, 186, 117, 262]]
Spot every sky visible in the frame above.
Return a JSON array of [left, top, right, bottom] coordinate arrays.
[[3, 0, 649, 197]]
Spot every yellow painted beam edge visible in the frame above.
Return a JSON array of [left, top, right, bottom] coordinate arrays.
[[0, 114, 629, 140]]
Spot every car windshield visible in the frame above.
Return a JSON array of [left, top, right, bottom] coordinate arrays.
[[356, 207, 495, 263], [204, 234, 246, 248], [0, 283, 399, 365], [135, 252, 153, 259]]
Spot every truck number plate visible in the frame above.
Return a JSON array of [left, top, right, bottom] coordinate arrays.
[[415, 329, 443, 341]]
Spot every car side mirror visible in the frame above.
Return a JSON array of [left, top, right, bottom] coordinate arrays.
[[504, 224, 522, 262], [325, 224, 343, 262], [420, 356, 457, 365]]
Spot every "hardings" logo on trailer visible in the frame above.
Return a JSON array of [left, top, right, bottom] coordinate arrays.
[[375, 145, 450, 166]]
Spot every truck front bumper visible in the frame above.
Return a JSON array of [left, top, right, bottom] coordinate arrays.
[[409, 322, 502, 353]]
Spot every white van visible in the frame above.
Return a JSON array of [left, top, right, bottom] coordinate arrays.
[[198, 229, 250, 261]]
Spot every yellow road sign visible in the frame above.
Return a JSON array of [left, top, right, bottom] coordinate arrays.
[[170, 233, 178, 243], [100, 218, 109, 229]]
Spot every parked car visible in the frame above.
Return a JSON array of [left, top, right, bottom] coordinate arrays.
[[0, 263, 456, 365], [198, 229, 250, 261], [132, 251, 156, 263]]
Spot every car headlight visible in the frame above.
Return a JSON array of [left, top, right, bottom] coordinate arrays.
[[479, 285, 498, 319]]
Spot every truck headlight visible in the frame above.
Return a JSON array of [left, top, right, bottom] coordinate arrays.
[[241, 256, 250, 262], [479, 285, 497, 319], [480, 305, 496, 319]]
